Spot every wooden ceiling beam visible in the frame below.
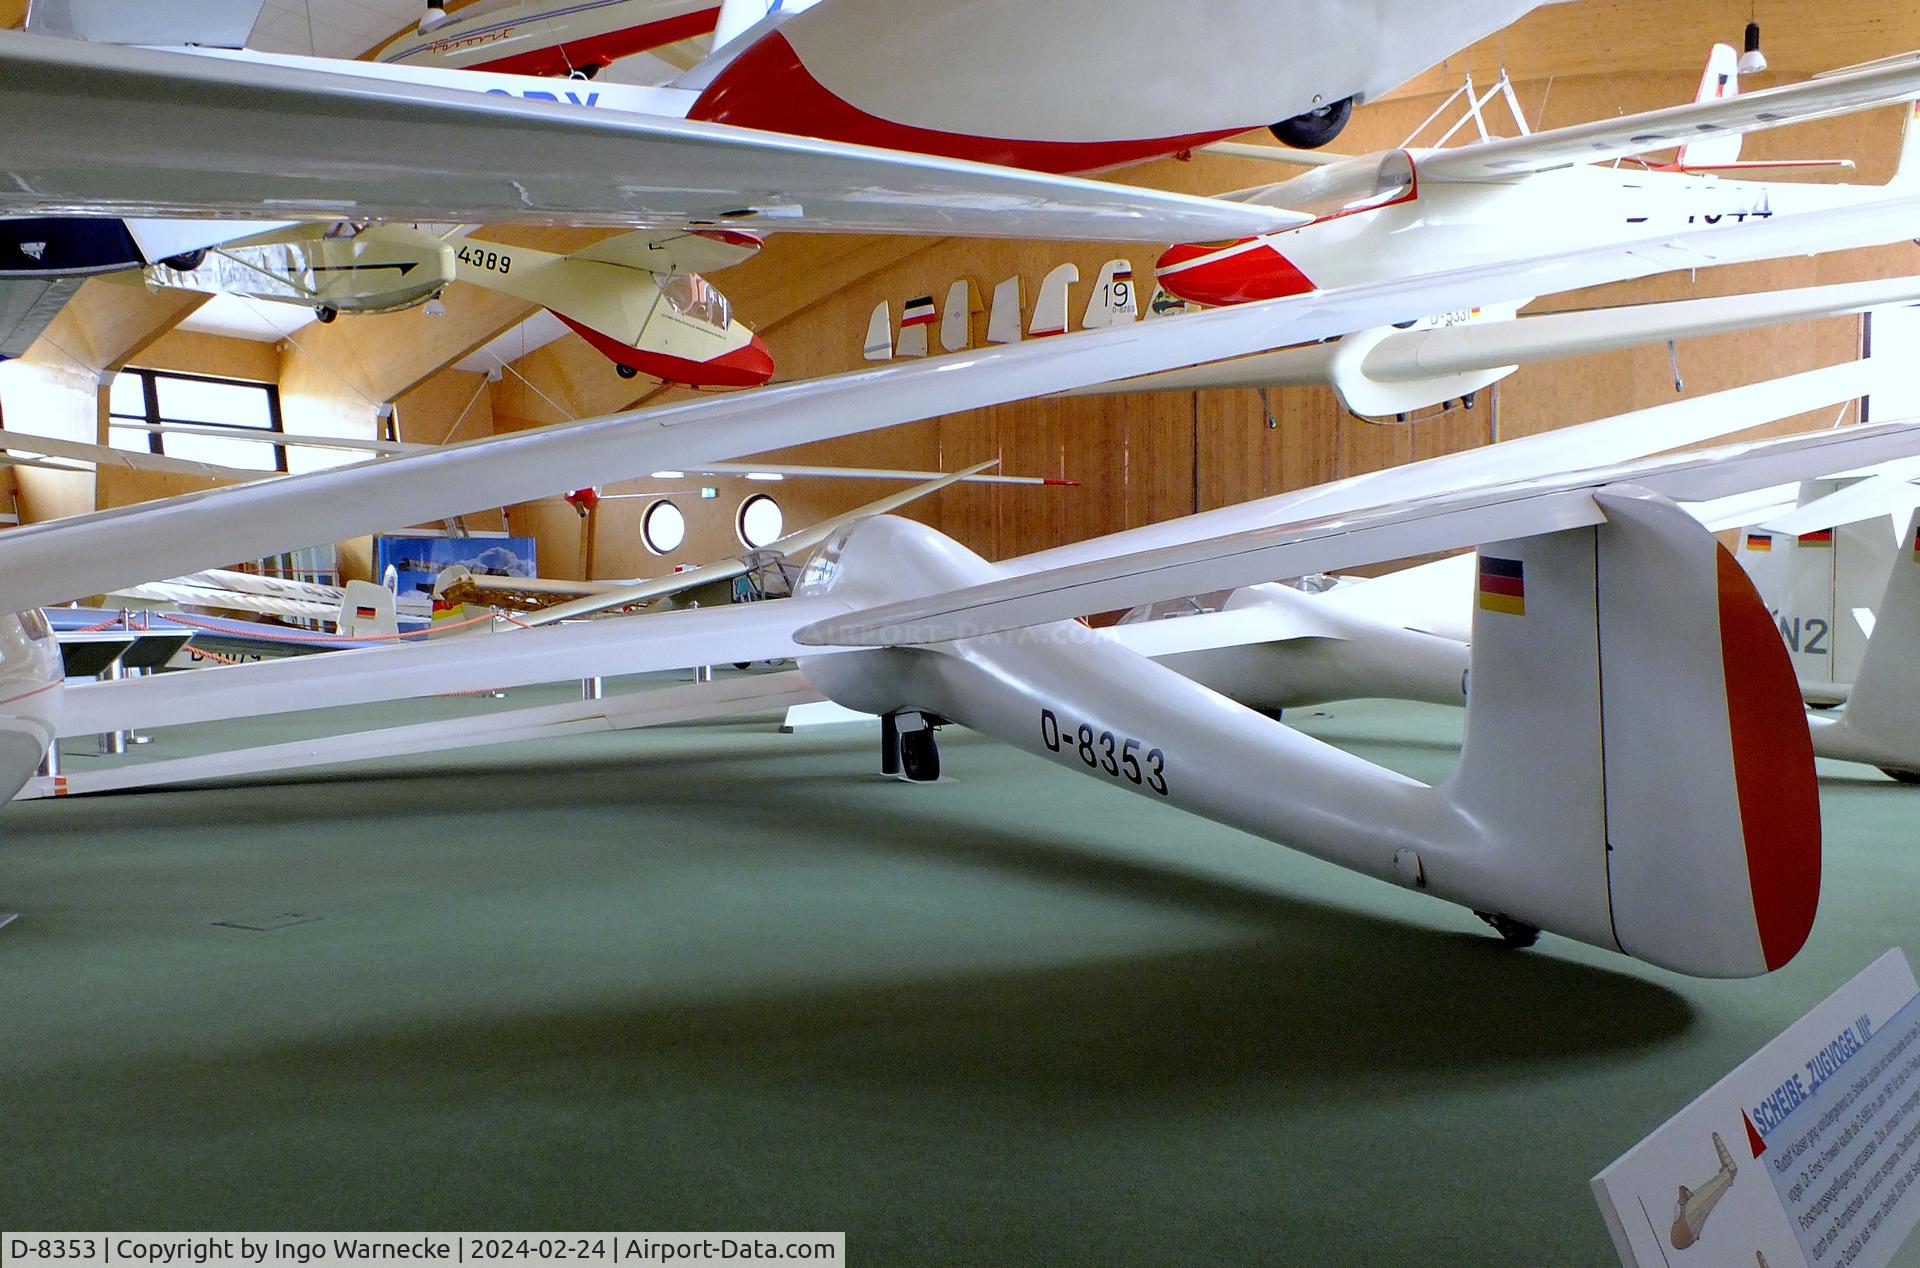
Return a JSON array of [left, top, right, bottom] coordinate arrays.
[[21, 279, 209, 376]]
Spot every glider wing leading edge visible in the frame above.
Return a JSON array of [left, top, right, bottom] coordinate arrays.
[[0, 31, 1300, 244]]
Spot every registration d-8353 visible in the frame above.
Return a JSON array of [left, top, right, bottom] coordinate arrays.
[[1040, 707, 1168, 795]]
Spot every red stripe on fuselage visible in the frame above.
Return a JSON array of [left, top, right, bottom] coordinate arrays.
[[469, 6, 720, 76], [1714, 546, 1821, 971], [689, 32, 1247, 174]]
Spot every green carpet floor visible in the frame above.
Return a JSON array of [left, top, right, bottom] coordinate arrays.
[[2, 689, 1917, 1266]]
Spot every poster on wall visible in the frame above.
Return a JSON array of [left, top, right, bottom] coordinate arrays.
[[373, 533, 537, 626]]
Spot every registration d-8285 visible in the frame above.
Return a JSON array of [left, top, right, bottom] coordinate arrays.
[[1040, 707, 1168, 795]]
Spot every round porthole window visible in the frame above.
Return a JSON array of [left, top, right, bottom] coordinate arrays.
[[738, 493, 784, 548], [642, 499, 686, 555]]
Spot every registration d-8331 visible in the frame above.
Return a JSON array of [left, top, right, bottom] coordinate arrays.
[[1040, 708, 1168, 795]]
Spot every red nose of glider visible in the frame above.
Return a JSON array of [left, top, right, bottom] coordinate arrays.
[[1154, 238, 1316, 308]]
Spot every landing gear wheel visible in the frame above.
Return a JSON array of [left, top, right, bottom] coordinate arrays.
[[898, 726, 941, 783], [1474, 910, 1541, 948], [161, 248, 207, 272], [314, 305, 338, 324], [1881, 766, 1920, 784], [615, 363, 639, 379], [1268, 96, 1354, 149]]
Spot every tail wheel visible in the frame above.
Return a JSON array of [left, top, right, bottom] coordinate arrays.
[[1268, 96, 1354, 149], [899, 727, 941, 783], [1881, 767, 1920, 785], [314, 305, 338, 324], [615, 363, 639, 379], [161, 248, 207, 272]]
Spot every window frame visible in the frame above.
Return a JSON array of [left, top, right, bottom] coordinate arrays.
[[737, 492, 784, 550], [641, 498, 687, 556], [108, 366, 289, 474]]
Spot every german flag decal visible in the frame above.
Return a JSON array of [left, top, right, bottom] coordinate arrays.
[[355, 605, 378, 621], [901, 296, 937, 327], [1478, 556, 1526, 616], [1744, 531, 1773, 553], [1912, 523, 1920, 562], [1798, 529, 1833, 549]]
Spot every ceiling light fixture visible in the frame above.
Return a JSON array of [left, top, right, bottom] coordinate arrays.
[[1738, 20, 1768, 76]]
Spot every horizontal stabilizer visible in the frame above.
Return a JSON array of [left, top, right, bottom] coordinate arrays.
[[1658, 159, 1855, 173], [1761, 464, 1920, 535], [1419, 52, 1920, 181]]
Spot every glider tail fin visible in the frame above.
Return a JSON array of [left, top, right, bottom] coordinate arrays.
[[1713, 1131, 1737, 1177], [1442, 489, 1819, 977], [1830, 510, 1920, 756], [1678, 44, 1743, 167], [337, 579, 399, 639]]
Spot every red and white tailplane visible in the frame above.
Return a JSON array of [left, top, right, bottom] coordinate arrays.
[[1678, 43, 1743, 168]]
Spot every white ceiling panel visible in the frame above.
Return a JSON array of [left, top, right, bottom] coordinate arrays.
[[248, 0, 424, 57], [454, 309, 571, 372], [175, 292, 316, 342]]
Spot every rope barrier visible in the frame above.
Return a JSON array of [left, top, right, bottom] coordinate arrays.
[[181, 644, 248, 667]]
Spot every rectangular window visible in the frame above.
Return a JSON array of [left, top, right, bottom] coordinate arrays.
[[107, 367, 286, 473]]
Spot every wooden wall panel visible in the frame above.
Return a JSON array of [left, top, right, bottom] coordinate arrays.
[[135, 330, 280, 383]]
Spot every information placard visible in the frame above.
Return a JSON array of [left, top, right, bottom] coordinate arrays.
[[1595, 950, 1920, 1268]]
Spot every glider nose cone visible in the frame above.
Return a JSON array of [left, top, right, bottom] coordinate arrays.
[[1155, 237, 1315, 307], [709, 331, 775, 387]]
